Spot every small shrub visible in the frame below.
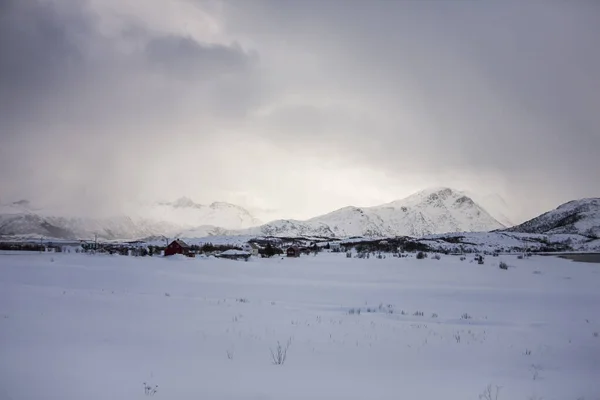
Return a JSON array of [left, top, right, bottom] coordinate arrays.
[[270, 338, 291, 365], [478, 384, 501, 400], [499, 261, 508, 270], [413, 311, 424, 317], [593, 332, 598, 338], [143, 383, 158, 396], [416, 251, 426, 260], [226, 349, 234, 360], [164, 292, 171, 297], [530, 364, 542, 380], [432, 254, 441, 260], [346, 251, 352, 258], [517, 255, 524, 260], [460, 256, 466, 261], [454, 333, 461, 343], [236, 298, 249, 303], [431, 313, 438, 318], [525, 349, 532, 356], [461, 313, 472, 320]]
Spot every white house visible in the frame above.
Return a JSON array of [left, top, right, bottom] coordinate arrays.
[[242, 242, 260, 256], [329, 242, 342, 251]]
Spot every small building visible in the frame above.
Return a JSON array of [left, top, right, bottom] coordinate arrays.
[[287, 246, 301, 258], [242, 242, 261, 256], [217, 249, 252, 261], [329, 242, 341, 251], [164, 239, 190, 256]]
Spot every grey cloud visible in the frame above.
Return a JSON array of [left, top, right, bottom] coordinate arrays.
[[1, 0, 598, 222], [224, 0, 600, 219], [0, 0, 267, 214], [0, 0, 87, 132], [145, 36, 256, 79]]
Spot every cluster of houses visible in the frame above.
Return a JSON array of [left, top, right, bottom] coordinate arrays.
[[1, 236, 348, 259], [163, 239, 318, 261]]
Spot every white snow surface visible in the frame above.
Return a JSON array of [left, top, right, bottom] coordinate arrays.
[[243, 188, 505, 238], [219, 249, 252, 256], [1, 252, 599, 400]]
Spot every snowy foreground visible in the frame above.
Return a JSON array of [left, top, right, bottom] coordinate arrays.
[[1, 253, 599, 400]]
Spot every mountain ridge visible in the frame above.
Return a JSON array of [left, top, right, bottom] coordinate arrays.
[[239, 188, 505, 238], [3, 190, 597, 241], [0, 197, 262, 240], [504, 198, 600, 238]]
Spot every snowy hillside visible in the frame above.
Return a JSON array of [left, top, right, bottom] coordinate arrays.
[[176, 225, 231, 238], [372, 187, 505, 236], [0, 197, 261, 240], [141, 197, 262, 229], [4, 192, 598, 243], [0, 207, 180, 240], [505, 198, 600, 238], [245, 188, 505, 238], [418, 231, 599, 253], [243, 219, 336, 238]]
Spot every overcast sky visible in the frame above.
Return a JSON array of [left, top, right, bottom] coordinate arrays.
[[1, 0, 599, 222]]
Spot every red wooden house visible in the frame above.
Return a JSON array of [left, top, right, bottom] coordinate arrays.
[[286, 246, 301, 258], [164, 239, 190, 256]]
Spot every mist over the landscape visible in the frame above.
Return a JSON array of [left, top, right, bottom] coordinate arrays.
[[1, 0, 599, 222]]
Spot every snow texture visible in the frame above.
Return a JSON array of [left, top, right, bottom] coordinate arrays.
[[0, 252, 598, 400]]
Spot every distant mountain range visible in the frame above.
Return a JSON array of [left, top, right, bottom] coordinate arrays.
[[1, 188, 598, 241], [144, 197, 262, 229], [0, 198, 259, 240]]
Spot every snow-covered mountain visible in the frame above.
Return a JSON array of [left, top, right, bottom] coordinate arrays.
[[0, 200, 181, 240], [0, 197, 262, 240], [504, 198, 600, 238], [9, 190, 597, 242], [242, 188, 505, 238], [139, 197, 262, 229]]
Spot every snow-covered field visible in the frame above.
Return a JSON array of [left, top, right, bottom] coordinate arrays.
[[1, 252, 599, 400]]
